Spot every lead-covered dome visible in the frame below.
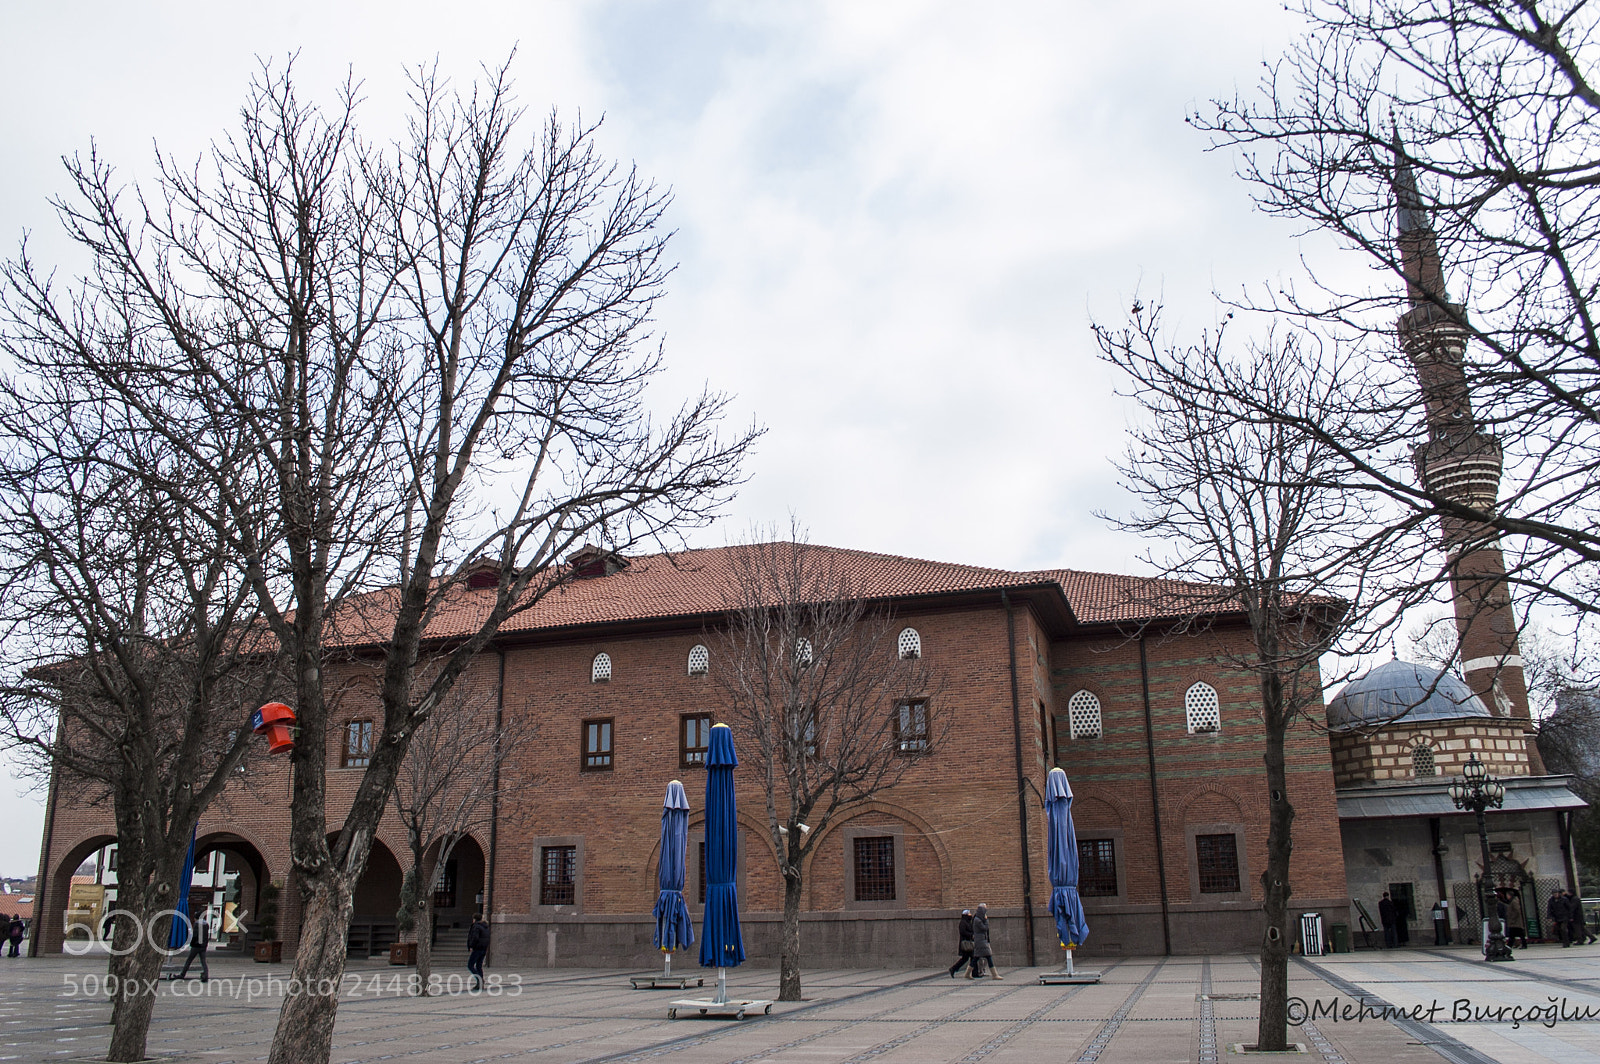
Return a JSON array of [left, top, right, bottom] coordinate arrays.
[[1326, 658, 1491, 730]]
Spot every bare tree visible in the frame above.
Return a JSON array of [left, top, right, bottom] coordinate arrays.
[[1, 58, 755, 1064], [0, 371, 282, 1061], [1193, 0, 1600, 632], [386, 673, 535, 994], [1096, 309, 1370, 1051], [713, 530, 943, 1003]]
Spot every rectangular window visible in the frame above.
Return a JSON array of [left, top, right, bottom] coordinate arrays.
[[853, 836, 896, 901], [681, 714, 711, 768], [540, 846, 576, 905], [582, 718, 613, 771], [1078, 839, 1118, 897], [341, 719, 373, 768], [1196, 833, 1241, 894], [895, 700, 929, 755]]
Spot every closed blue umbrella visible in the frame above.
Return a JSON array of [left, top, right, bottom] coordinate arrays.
[[166, 829, 199, 951], [699, 724, 744, 998], [1046, 767, 1089, 955], [652, 780, 694, 976]]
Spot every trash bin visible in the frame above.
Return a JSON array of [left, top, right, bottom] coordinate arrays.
[[1329, 923, 1350, 954], [1300, 912, 1325, 956]]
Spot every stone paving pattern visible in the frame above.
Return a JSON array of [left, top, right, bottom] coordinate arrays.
[[4, 945, 1600, 1063]]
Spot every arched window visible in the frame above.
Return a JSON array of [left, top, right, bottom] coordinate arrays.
[[1185, 682, 1221, 734], [793, 637, 814, 668], [1412, 743, 1437, 778], [688, 644, 710, 676], [897, 627, 922, 660], [1068, 690, 1102, 740], [591, 652, 612, 683]]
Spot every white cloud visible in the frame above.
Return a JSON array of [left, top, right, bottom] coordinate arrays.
[[0, 0, 1338, 874]]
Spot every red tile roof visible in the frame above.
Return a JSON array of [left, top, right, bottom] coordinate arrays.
[[324, 543, 1233, 647]]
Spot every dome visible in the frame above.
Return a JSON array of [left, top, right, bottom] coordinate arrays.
[[1326, 659, 1491, 730]]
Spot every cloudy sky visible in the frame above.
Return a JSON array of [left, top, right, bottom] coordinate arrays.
[[0, 0, 1337, 877]]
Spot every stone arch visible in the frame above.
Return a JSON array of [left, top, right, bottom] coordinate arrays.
[[803, 800, 955, 910], [1072, 794, 1126, 831], [1179, 787, 1244, 824], [38, 832, 118, 955]]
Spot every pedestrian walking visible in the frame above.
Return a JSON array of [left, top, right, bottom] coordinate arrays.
[[6, 916, 24, 957], [1506, 891, 1527, 949], [1548, 890, 1573, 947], [467, 913, 490, 989], [1565, 891, 1592, 946], [1379, 892, 1397, 949], [176, 909, 210, 981], [948, 909, 974, 978], [970, 903, 1000, 980]]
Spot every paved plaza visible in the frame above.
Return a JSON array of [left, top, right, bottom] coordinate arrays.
[[5, 946, 1600, 1064]]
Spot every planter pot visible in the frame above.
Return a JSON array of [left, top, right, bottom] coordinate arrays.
[[254, 941, 283, 963], [389, 942, 418, 966]]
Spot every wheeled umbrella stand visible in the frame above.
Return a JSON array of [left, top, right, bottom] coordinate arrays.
[[668, 967, 772, 1020]]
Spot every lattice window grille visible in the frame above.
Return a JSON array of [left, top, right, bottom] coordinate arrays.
[[1068, 690, 1102, 739], [793, 637, 814, 668], [688, 644, 710, 676], [1186, 682, 1221, 733], [897, 627, 922, 660], [1412, 743, 1437, 777], [591, 652, 612, 683]]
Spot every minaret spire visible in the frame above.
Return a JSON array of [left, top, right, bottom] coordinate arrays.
[[1389, 135, 1543, 772]]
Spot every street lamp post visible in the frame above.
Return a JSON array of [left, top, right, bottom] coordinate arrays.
[[1448, 754, 1513, 962]]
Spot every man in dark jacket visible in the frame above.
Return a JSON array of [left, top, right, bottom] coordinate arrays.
[[948, 910, 974, 978], [177, 909, 210, 981], [1548, 891, 1573, 946], [6, 916, 24, 957], [467, 914, 490, 989], [1378, 892, 1397, 949]]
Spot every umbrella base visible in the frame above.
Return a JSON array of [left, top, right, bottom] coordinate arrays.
[[1038, 971, 1101, 984], [667, 998, 773, 1020], [630, 976, 704, 990]]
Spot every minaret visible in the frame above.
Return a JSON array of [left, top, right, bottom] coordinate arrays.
[[1391, 139, 1544, 773]]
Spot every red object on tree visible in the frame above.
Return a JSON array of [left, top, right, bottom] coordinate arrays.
[[253, 702, 297, 754]]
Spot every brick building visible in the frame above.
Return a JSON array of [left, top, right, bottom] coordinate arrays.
[[32, 543, 1354, 966]]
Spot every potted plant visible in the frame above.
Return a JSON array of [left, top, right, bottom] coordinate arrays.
[[389, 869, 418, 965], [254, 880, 283, 962]]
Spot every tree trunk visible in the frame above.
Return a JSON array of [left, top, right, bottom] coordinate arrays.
[[1257, 674, 1295, 1053], [779, 872, 804, 1002], [414, 894, 434, 995], [267, 876, 353, 1064], [106, 940, 166, 1063]]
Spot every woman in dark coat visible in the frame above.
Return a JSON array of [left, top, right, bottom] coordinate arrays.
[[971, 903, 1000, 979], [948, 910, 974, 977]]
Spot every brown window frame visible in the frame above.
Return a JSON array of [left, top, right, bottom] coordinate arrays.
[[894, 699, 929, 756], [582, 718, 614, 771], [852, 835, 897, 902], [341, 719, 373, 768], [1078, 838, 1118, 897], [539, 845, 576, 905], [681, 714, 711, 768], [1196, 833, 1241, 894]]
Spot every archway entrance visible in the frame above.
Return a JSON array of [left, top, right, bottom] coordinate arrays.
[[194, 833, 269, 952], [425, 835, 486, 946], [344, 837, 403, 958], [39, 835, 118, 954]]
